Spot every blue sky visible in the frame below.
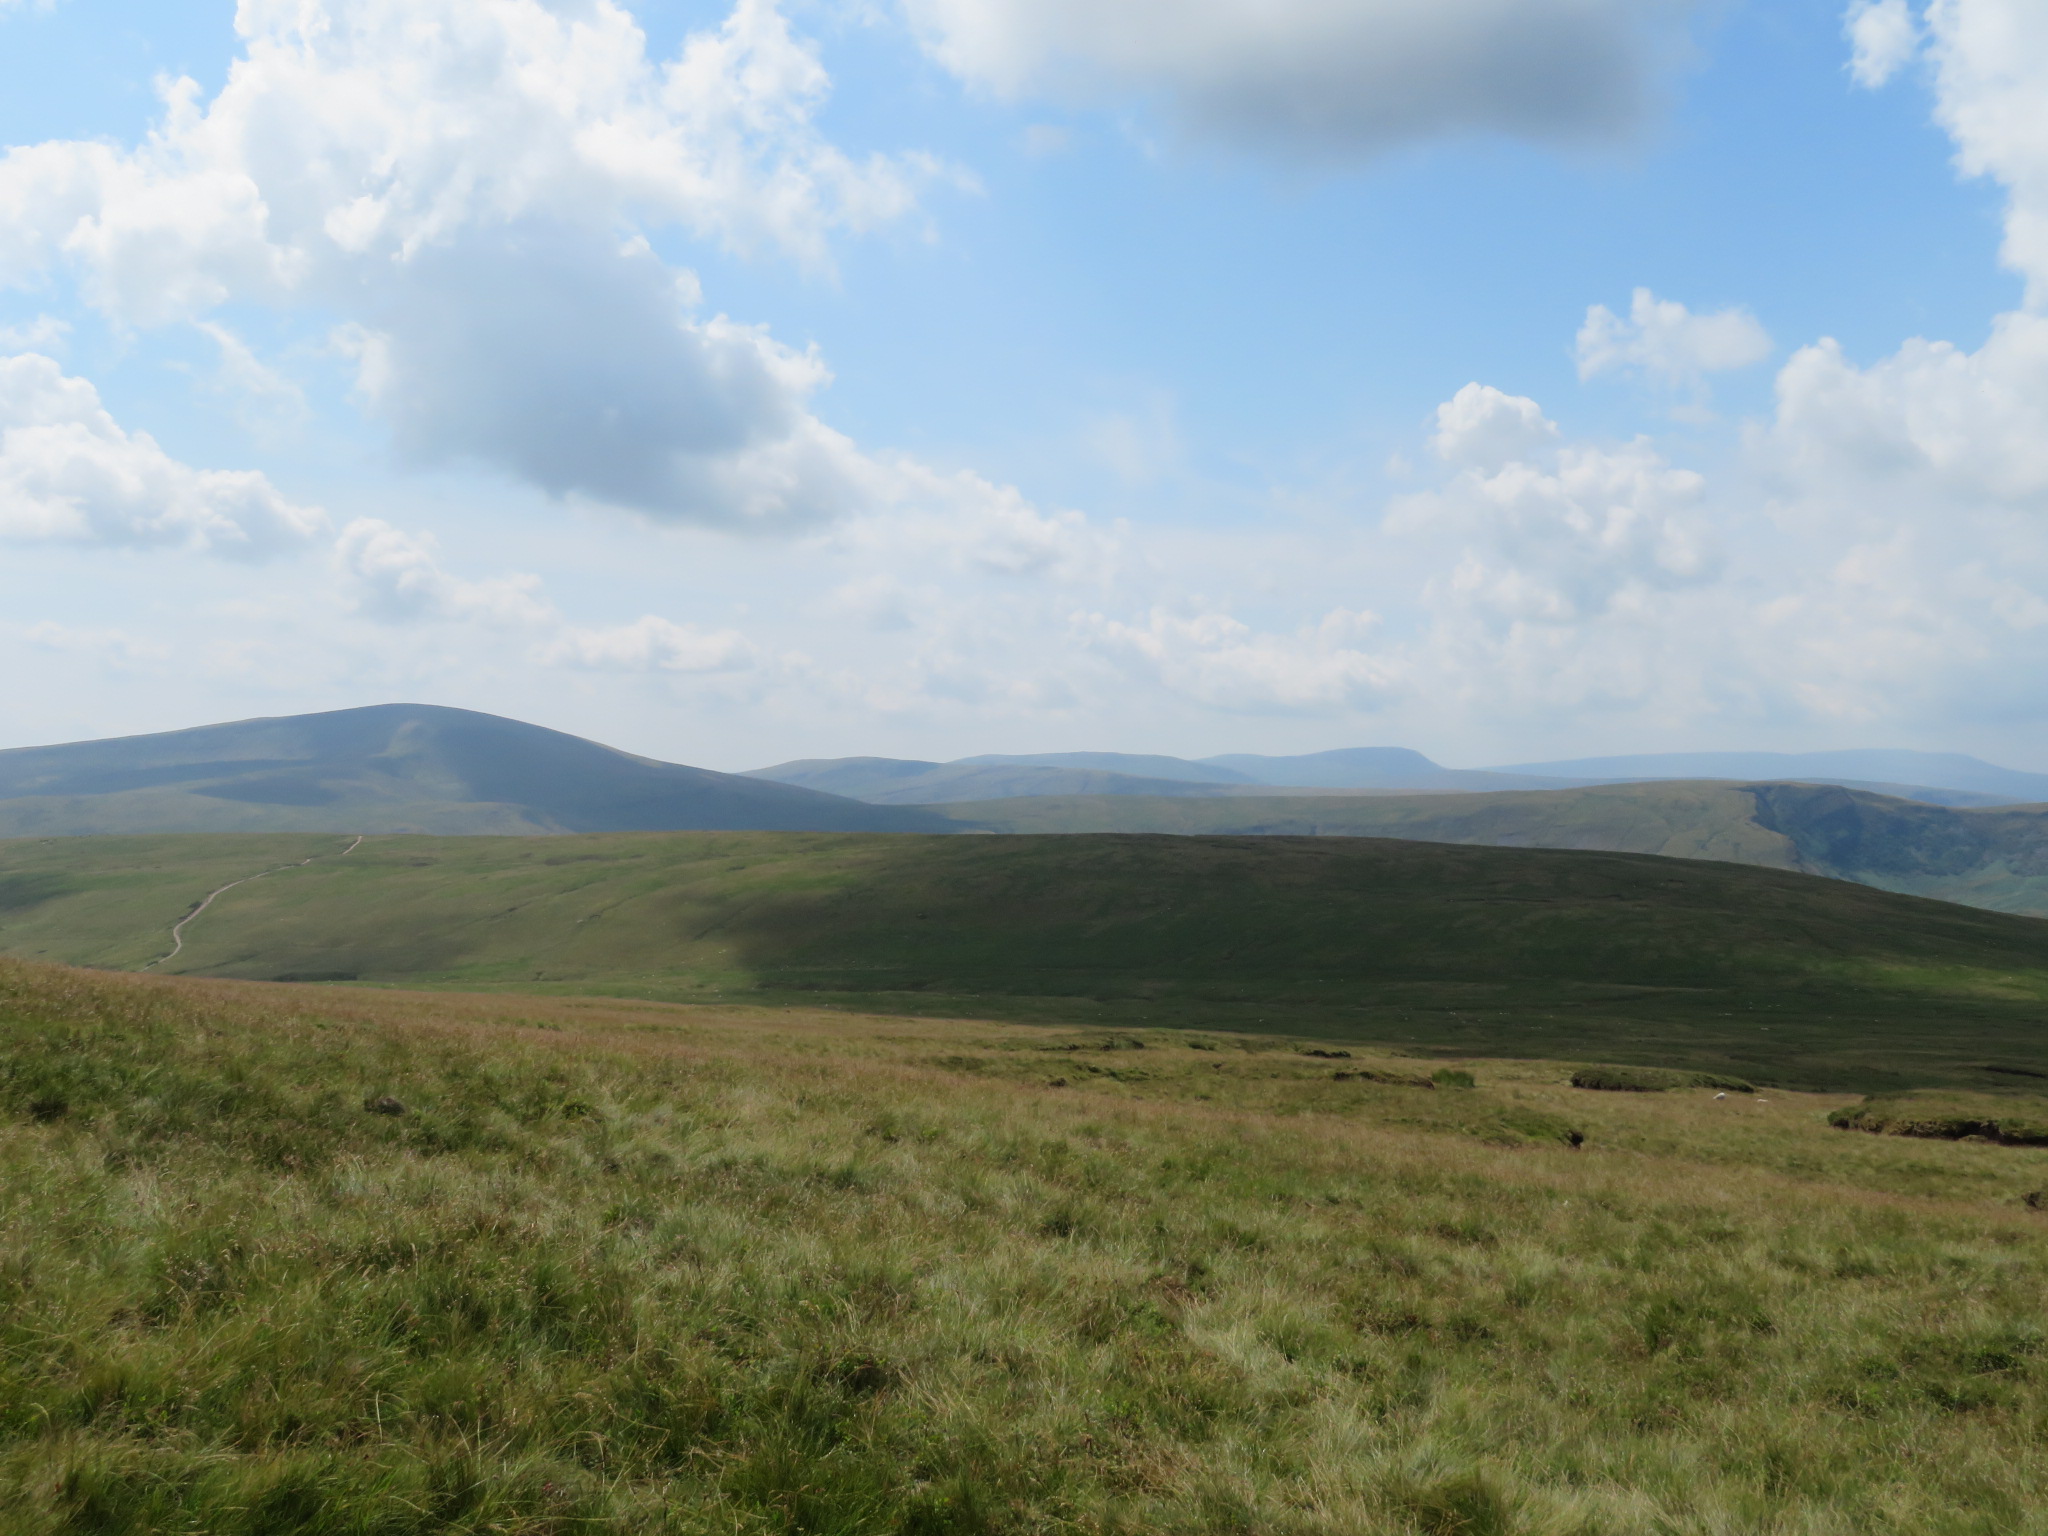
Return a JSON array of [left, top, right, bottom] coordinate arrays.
[[1, 0, 2044, 772]]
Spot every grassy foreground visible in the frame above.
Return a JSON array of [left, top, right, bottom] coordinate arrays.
[[5, 960, 2048, 1533], [10, 832, 2048, 1089]]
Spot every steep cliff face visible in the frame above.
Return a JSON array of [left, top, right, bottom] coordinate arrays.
[[1746, 783, 2048, 878]]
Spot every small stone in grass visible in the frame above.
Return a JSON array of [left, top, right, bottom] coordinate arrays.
[[363, 1094, 407, 1116], [2024, 1191, 2046, 1211]]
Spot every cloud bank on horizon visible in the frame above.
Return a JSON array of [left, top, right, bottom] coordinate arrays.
[[0, 0, 2043, 771]]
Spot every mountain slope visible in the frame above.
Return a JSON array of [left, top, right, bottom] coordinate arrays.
[[1494, 749, 2048, 802], [0, 705, 948, 835], [931, 780, 2048, 916], [933, 782, 1802, 858], [7, 828, 2048, 1087]]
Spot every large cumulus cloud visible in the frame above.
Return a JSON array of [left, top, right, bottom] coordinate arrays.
[[903, 0, 1697, 157], [0, 351, 323, 555], [0, 0, 936, 528]]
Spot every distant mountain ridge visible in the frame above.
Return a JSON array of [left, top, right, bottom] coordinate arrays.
[[10, 707, 2042, 858], [739, 757, 1262, 806], [953, 752, 1254, 785], [0, 705, 947, 836], [747, 745, 2033, 808], [1198, 747, 1578, 792], [1491, 750, 2048, 804]]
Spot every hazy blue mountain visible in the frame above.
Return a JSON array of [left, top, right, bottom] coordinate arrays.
[[1492, 750, 2048, 803], [745, 757, 1267, 805], [0, 705, 949, 835], [751, 744, 2012, 807], [956, 752, 1256, 785], [739, 757, 950, 799], [1200, 747, 1576, 792]]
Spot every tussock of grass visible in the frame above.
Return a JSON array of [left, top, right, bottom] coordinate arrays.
[[1830, 1090, 2048, 1146], [1571, 1065, 1755, 1094], [3, 960, 2048, 1533]]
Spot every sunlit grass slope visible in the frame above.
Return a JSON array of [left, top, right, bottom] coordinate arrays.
[[8, 832, 2048, 1090], [4, 960, 2048, 1534]]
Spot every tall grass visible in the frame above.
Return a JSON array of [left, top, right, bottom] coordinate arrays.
[[2, 960, 2047, 1533]]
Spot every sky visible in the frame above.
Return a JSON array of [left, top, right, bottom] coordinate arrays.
[[0, 0, 2045, 773]]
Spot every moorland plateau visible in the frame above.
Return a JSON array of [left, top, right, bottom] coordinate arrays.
[[9, 712, 2048, 1529], [932, 781, 2048, 918], [2, 958, 2047, 1533], [9, 830, 2048, 1091]]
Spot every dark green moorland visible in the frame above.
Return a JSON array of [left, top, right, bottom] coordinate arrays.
[[5, 960, 2048, 1533], [8, 831, 2048, 1090], [934, 780, 2048, 918]]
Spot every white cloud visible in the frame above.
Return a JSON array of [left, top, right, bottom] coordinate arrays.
[[1681, 1, 2048, 729], [823, 573, 918, 631], [1402, 397, 1713, 629], [904, 0, 1696, 157], [0, 0, 950, 529], [196, 321, 308, 429], [333, 516, 760, 676], [835, 458, 1121, 583], [333, 518, 553, 626], [0, 351, 324, 555], [0, 315, 67, 351], [20, 622, 169, 664], [542, 616, 758, 674], [18, 0, 2048, 759], [0, 0, 924, 299], [333, 227, 879, 530], [1764, 311, 2048, 510], [1765, 2, 2048, 523], [1575, 288, 1772, 385], [1431, 383, 1559, 469], [1846, 0, 1922, 87], [1080, 605, 1392, 712], [1918, 0, 2048, 301]]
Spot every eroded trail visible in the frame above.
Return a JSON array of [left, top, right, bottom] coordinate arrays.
[[142, 835, 364, 972]]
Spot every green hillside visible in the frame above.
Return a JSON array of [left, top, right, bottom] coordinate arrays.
[[936, 780, 2048, 916], [9, 831, 2048, 1089], [936, 781, 1799, 857], [4, 960, 2048, 1533]]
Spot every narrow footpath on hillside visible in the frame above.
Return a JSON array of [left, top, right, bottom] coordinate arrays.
[[141, 835, 365, 972]]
